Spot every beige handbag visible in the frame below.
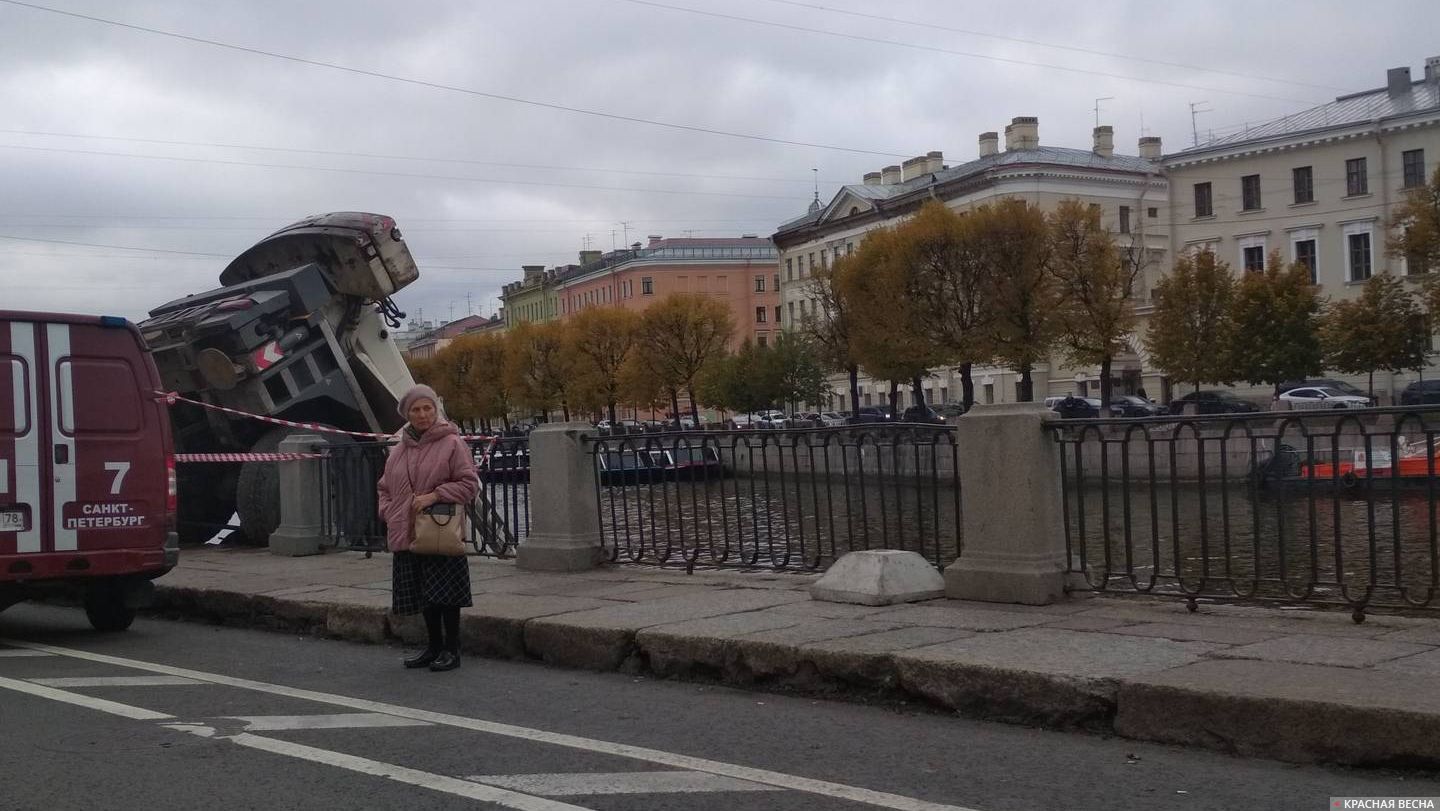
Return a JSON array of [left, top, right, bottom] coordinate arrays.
[[411, 503, 467, 556]]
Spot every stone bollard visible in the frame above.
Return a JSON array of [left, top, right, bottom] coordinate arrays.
[[516, 422, 604, 571], [269, 434, 324, 557], [944, 402, 1067, 605]]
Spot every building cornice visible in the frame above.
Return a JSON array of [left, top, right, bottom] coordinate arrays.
[[1163, 112, 1440, 169]]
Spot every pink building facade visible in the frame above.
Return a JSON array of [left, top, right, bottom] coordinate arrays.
[[554, 237, 780, 351]]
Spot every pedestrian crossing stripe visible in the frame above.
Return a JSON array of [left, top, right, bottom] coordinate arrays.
[[226, 712, 430, 731], [466, 772, 782, 796]]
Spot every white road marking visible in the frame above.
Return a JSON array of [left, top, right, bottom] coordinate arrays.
[[227, 712, 430, 731], [0, 675, 171, 721], [0, 649, 54, 657], [467, 771, 782, 796], [29, 675, 200, 687], [159, 725, 588, 811], [1, 639, 981, 811]]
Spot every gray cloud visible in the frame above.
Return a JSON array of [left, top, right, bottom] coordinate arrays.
[[2, 0, 1436, 323]]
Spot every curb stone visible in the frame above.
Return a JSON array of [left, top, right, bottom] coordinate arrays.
[[139, 582, 1440, 769]]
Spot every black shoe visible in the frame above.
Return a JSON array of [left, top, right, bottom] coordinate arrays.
[[429, 651, 461, 672], [404, 648, 440, 669]]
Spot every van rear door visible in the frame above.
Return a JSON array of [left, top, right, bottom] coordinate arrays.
[[1, 320, 44, 555], [54, 320, 170, 557]]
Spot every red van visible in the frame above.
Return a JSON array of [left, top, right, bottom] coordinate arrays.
[[0, 311, 178, 630]]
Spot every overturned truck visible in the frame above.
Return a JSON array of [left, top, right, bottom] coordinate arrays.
[[138, 213, 418, 544]]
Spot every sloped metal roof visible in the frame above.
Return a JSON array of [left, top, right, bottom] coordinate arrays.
[[1172, 81, 1440, 157]]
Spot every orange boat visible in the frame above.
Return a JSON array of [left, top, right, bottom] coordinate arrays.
[[1299, 441, 1440, 485]]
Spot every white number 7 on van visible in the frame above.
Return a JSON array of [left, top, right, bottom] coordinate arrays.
[[105, 461, 130, 496]]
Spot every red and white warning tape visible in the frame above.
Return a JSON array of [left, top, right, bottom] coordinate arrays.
[[174, 452, 325, 463], [155, 390, 499, 442]]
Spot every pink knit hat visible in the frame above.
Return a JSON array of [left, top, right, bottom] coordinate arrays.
[[397, 383, 440, 420]]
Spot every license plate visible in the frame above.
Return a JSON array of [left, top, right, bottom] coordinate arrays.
[[0, 510, 22, 532]]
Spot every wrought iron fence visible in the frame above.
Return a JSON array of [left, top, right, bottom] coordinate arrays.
[[589, 426, 961, 572], [1051, 406, 1440, 619], [315, 437, 530, 557]]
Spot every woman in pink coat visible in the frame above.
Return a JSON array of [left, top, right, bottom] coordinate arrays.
[[377, 384, 479, 672]]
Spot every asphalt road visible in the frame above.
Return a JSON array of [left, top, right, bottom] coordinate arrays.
[[0, 603, 1433, 811]]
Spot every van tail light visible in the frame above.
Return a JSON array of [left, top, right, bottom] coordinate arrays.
[[166, 455, 178, 525]]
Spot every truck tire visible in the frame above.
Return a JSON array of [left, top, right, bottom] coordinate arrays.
[[235, 427, 362, 546], [84, 582, 136, 632]]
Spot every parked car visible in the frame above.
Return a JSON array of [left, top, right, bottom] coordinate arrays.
[[1170, 390, 1261, 414], [595, 418, 645, 432], [1109, 395, 1166, 417], [847, 406, 893, 424], [1400, 379, 1440, 406], [899, 404, 943, 424], [1053, 396, 1103, 419], [1279, 387, 1372, 409], [1043, 395, 1067, 410], [730, 409, 786, 429], [1278, 378, 1369, 399], [934, 402, 967, 421], [818, 412, 848, 427]]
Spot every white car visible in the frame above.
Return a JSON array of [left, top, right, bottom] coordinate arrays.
[[818, 412, 848, 427], [1279, 387, 1372, 409]]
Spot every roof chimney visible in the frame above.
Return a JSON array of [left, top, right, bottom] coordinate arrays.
[[901, 156, 928, 182], [579, 250, 602, 266], [1389, 66, 1413, 98], [925, 150, 943, 173], [881, 165, 902, 184], [1138, 136, 1162, 161], [1004, 116, 1039, 151], [1427, 56, 1440, 85], [978, 132, 999, 157], [863, 171, 883, 186], [1092, 125, 1114, 158], [522, 264, 545, 283], [647, 234, 664, 248]]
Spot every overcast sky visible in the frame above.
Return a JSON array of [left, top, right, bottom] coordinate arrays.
[[3, 0, 1438, 326]]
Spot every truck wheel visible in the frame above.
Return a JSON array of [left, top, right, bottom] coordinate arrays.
[[84, 583, 136, 632], [235, 427, 361, 546]]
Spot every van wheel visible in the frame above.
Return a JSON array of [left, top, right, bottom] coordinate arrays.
[[84, 584, 135, 632]]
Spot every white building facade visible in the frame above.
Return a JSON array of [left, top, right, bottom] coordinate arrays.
[[773, 117, 1170, 409]]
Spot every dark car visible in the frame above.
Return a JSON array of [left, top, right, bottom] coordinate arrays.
[[1053, 396, 1102, 419], [899, 404, 943, 424], [1278, 378, 1368, 399], [1400, 379, 1440, 406], [1109, 395, 1166, 417], [848, 406, 893, 424], [1170, 390, 1260, 414], [934, 402, 967, 420]]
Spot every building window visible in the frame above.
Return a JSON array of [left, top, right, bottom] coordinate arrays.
[[1242, 246, 1265, 272], [757, 335, 767, 348], [1346, 158, 1368, 196], [775, 305, 781, 323], [1294, 239, 1318, 284], [1403, 149, 1426, 189], [832, 246, 840, 262], [983, 383, 994, 405], [1147, 207, 1158, 218], [799, 299, 808, 319], [788, 301, 796, 324], [1241, 174, 1262, 211], [785, 258, 793, 281], [848, 206, 859, 216], [846, 243, 854, 255], [755, 306, 767, 323], [1293, 166, 1313, 204], [1347, 231, 1373, 281], [774, 273, 780, 291], [1405, 228, 1430, 276], [797, 255, 805, 277], [1194, 182, 1213, 217], [754, 275, 765, 293], [642, 277, 653, 295], [1119, 206, 1131, 234]]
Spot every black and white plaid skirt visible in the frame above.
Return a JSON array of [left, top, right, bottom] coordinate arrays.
[[391, 551, 473, 615]]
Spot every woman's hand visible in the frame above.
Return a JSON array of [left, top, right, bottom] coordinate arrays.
[[411, 492, 440, 514]]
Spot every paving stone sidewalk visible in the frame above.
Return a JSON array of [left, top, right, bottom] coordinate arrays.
[[149, 547, 1440, 769]]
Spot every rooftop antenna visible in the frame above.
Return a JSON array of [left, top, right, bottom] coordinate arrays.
[[812, 168, 820, 204], [448, 301, 455, 323], [582, 233, 593, 250], [465, 292, 473, 317], [618, 220, 633, 248], [1093, 97, 1114, 127], [1189, 101, 1213, 147], [610, 229, 618, 250]]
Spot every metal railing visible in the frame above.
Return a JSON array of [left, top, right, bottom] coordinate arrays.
[[589, 426, 961, 572], [315, 437, 530, 557], [1051, 406, 1440, 619]]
